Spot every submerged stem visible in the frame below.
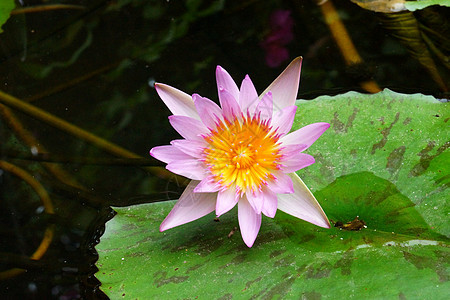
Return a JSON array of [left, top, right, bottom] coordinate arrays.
[[0, 89, 181, 182]]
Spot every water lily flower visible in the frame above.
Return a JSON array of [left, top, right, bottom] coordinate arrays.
[[150, 57, 330, 247]]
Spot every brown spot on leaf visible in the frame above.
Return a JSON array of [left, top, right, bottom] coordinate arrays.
[[371, 112, 400, 154], [301, 291, 322, 300], [403, 250, 448, 282], [187, 263, 203, 274], [330, 108, 359, 134], [217, 293, 232, 300], [259, 273, 296, 299], [305, 262, 332, 279], [220, 254, 247, 269], [269, 250, 286, 258], [273, 254, 295, 267], [244, 276, 262, 290], [409, 141, 449, 177], [331, 112, 345, 133], [314, 153, 335, 181], [153, 271, 188, 288], [334, 250, 354, 276], [386, 146, 406, 176], [403, 117, 412, 125]]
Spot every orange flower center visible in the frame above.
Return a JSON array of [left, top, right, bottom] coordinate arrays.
[[202, 115, 282, 194]]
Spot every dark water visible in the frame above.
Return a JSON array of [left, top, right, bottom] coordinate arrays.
[[0, 0, 448, 299]]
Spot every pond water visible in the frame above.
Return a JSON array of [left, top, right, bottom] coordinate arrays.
[[0, 0, 448, 299]]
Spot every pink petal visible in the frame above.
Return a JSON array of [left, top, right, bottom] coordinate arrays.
[[245, 190, 264, 214], [150, 145, 192, 164], [267, 171, 294, 194], [218, 87, 242, 120], [277, 173, 330, 228], [215, 188, 239, 216], [254, 91, 273, 121], [238, 196, 262, 247], [169, 115, 209, 141], [280, 122, 330, 150], [193, 94, 223, 129], [239, 75, 259, 114], [261, 188, 278, 218], [171, 139, 206, 158], [166, 159, 206, 180], [260, 56, 302, 111], [280, 153, 315, 173], [194, 176, 222, 193], [280, 144, 308, 158], [155, 83, 200, 120], [272, 105, 297, 136], [216, 66, 240, 102], [160, 180, 216, 231]]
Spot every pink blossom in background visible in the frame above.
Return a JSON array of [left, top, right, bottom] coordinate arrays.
[[261, 10, 295, 68], [150, 57, 330, 247]]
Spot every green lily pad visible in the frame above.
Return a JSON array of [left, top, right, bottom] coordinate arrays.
[[96, 89, 449, 298], [294, 90, 448, 236]]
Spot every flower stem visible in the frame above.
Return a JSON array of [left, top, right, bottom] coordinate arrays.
[[316, 0, 381, 93]]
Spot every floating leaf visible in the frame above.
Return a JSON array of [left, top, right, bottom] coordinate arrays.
[[0, 0, 14, 34], [350, 0, 450, 12], [295, 89, 448, 235], [405, 0, 450, 11], [96, 89, 449, 298], [350, 0, 407, 13], [379, 11, 449, 92]]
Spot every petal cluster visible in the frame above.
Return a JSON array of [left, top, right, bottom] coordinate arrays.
[[150, 57, 330, 247]]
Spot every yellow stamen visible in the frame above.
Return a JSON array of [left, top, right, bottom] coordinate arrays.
[[203, 115, 281, 194]]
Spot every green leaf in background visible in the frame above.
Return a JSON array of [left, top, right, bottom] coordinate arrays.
[[350, 0, 450, 12], [0, 0, 14, 34], [350, 0, 408, 13], [96, 89, 449, 299], [405, 0, 450, 11]]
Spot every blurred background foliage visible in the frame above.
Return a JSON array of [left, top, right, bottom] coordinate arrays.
[[0, 0, 448, 298]]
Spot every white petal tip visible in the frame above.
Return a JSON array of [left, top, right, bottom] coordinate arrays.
[[244, 241, 255, 248], [264, 211, 276, 218], [314, 218, 331, 229], [216, 66, 225, 73], [159, 224, 169, 232], [242, 235, 256, 247]]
